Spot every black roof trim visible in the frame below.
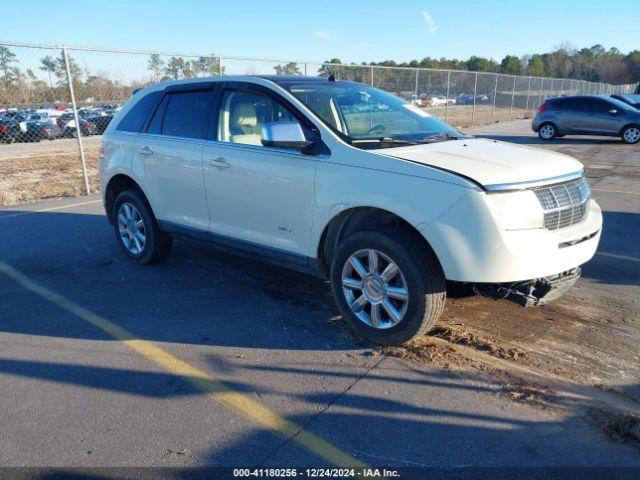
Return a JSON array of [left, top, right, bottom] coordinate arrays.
[[256, 75, 360, 86]]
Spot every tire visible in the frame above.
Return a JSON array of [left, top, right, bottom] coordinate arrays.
[[538, 123, 557, 140], [621, 125, 640, 144], [112, 189, 172, 264], [330, 227, 446, 345]]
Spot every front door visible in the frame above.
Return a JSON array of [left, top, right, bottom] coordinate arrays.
[[583, 98, 622, 135], [203, 87, 317, 261]]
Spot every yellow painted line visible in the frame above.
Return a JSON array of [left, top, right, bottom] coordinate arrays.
[[0, 199, 102, 219], [0, 260, 366, 468], [592, 188, 640, 196], [596, 251, 640, 263]]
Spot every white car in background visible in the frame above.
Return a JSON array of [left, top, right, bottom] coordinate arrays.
[[428, 95, 456, 107], [100, 76, 601, 345]]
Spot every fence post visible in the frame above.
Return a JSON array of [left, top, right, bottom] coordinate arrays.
[[304, 63, 307, 76], [63, 47, 90, 196], [218, 57, 223, 75], [509, 75, 516, 120], [414, 69, 419, 102], [471, 72, 478, 127], [491, 74, 498, 124], [539, 78, 544, 106], [370, 66, 374, 86], [444, 70, 451, 123], [525, 76, 531, 112]]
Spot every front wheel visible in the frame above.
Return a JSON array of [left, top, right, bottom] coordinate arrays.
[[621, 125, 640, 144], [538, 123, 557, 140], [113, 189, 173, 264], [330, 228, 446, 345]]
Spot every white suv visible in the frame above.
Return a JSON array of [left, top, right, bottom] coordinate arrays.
[[100, 76, 602, 345]]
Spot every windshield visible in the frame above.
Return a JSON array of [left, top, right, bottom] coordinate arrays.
[[282, 81, 460, 147], [607, 97, 637, 112]]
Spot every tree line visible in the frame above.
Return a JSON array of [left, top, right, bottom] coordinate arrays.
[[321, 44, 640, 84], [0, 47, 225, 107], [1, 43, 637, 108]]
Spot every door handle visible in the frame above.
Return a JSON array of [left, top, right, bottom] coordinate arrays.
[[138, 146, 153, 156], [208, 157, 231, 169]]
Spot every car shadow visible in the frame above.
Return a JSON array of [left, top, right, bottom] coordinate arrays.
[[0, 207, 638, 351], [581, 211, 640, 287]]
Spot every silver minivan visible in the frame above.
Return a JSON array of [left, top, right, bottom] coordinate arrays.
[[532, 95, 640, 144]]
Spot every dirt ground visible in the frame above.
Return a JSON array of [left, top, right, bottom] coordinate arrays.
[[0, 146, 100, 206]]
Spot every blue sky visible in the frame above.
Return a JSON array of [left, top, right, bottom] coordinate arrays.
[[3, 0, 638, 63]]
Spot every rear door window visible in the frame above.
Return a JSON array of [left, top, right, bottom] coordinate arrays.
[[160, 90, 213, 139], [553, 98, 585, 112]]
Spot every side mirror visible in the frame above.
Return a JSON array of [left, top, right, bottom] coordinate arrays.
[[261, 121, 314, 152], [609, 108, 618, 115]]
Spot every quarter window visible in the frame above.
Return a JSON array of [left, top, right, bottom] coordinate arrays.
[[218, 90, 301, 146], [116, 90, 162, 132]]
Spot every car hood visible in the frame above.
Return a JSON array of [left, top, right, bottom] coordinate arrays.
[[375, 138, 584, 188]]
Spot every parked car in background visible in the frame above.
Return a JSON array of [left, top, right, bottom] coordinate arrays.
[[428, 95, 456, 107], [56, 112, 75, 128], [33, 122, 63, 140], [532, 95, 640, 144], [62, 118, 96, 137], [100, 76, 601, 345], [456, 93, 490, 105], [85, 113, 114, 134], [0, 116, 21, 143], [610, 94, 640, 110]]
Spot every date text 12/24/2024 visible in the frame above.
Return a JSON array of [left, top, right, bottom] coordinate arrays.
[[232, 468, 400, 478]]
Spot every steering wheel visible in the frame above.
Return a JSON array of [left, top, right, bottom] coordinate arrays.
[[366, 124, 386, 134]]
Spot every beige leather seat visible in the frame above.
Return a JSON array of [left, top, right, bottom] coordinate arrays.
[[229, 102, 262, 146]]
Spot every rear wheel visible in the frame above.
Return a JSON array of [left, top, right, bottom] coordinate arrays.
[[330, 228, 446, 345], [621, 125, 640, 144], [113, 189, 172, 264], [538, 123, 557, 140]]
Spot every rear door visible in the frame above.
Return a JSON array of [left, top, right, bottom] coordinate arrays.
[[133, 85, 215, 232], [552, 97, 586, 133]]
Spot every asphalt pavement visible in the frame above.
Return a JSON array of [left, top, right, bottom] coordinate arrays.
[[0, 121, 639, 472]]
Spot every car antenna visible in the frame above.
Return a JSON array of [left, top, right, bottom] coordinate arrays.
[[322, 65, 336, 82]]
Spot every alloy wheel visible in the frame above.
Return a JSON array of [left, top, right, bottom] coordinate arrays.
[[341, 249, 409, 329], [539, 124, 555, 139], [117, 202, 146, 254], [623, 127, 640, 144]]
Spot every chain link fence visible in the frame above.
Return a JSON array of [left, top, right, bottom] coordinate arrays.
[[0, 41, 637, 206]]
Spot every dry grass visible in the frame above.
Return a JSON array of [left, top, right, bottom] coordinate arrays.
[[0, 147, 100, 206]]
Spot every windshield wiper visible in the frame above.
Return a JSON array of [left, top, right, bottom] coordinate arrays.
[[350, 136, 417, 146], [415, 132, 471, 144]]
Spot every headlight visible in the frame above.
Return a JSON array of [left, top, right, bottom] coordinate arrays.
[[486, 190, 544, 231]]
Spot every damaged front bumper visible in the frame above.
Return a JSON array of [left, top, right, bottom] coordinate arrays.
[[474, 267, 582, 307]]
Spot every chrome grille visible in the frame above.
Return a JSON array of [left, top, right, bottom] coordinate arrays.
[[533, 176, 590, 230]]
